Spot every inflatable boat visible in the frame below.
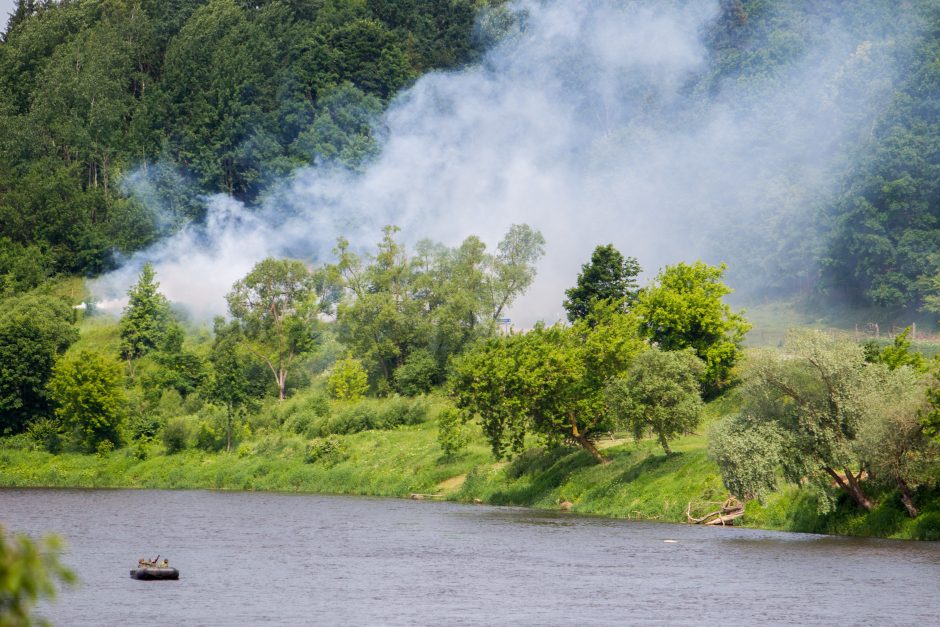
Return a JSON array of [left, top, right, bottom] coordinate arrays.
[[130, 567, 179, 580]]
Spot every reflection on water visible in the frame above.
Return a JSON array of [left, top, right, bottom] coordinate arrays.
[[1, 488, 938, 626]]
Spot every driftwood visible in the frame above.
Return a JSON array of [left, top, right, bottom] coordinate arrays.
[[686, 497, 744, 526]]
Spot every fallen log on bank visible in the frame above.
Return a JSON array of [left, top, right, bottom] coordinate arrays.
[[686, 497, 744, 526]]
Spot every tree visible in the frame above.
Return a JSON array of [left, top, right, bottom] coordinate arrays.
[[856, 365, 938, 518], [862, 327, 926, 372], [0, 526, 75, 626], [709, 331, 883, 512], [634, 261, 750, 396], [563, 244, 641, 322], [48, 350, 127, 451], [486, 224, 546, 322], [206, 317, 252, 451], [227, 257, 332, 400], [119, 263, 175, 361], [0, 294, 78, 433], [450, 306, 645, 464], [328, 355, 369, 402], [605, 347, 704, 455], [333, 224, 545, 386]]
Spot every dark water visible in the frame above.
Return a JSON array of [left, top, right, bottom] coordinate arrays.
[[2, 489, 939, 626]]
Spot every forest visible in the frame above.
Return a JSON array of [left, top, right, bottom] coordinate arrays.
[[2, 0, 940, 583]]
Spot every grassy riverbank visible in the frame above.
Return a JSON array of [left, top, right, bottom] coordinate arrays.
[[2, 394, 937, 541]]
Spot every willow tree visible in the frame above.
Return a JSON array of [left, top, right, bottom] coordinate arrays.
[[708, 330, 928, 513]]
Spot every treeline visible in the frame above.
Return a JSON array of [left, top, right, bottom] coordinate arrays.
[[0, 0, 488, 285], [2, 227, 940, 523]]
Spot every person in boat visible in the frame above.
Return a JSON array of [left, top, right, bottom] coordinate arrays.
[[160, 559, 169, 568]]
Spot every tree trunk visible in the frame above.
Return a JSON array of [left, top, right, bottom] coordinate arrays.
[[825, 467, 874, 511], [569, 413, 608, 464], [896, 476, 918, 518], [226, 406, 233, 453], [658, 432, 673, 456], [277, 371, 287, 400]]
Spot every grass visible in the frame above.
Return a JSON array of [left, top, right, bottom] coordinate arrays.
[[2, 387, 937, 540]]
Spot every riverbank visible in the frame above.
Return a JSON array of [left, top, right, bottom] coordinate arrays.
[[2, 398, 938, 541]]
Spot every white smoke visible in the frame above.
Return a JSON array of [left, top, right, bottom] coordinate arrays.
[[92, 0, 911, 324]]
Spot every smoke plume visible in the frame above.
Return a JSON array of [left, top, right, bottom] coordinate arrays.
[[92, 0, 915, 324]]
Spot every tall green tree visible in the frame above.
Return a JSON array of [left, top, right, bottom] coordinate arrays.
[[227, 257, 332, 400], [450, 306, 645, 464], [206, 317, 251, 451], [634, 261, 750, 397], [334, 224, 545, 387], [605, 347, 704, 455], [119, 262, 174, 361], [563, 244, 641, 322], [0, 294, 78, 433], [49, 349, 127, 451]]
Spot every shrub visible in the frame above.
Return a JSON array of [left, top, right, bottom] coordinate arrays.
[[437, 407, 470, 457], [95, 439, 114, 458], [324, 396, 429, 435], [194, 419, 226, 452], [394, 349, 438, 396], [328, 356, 369, 401], [26, 417, 64, 454], [304, 435, 348, 466], [162, 415, 192, 454]]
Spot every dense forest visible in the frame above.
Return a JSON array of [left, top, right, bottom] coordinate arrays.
[[0, 0, 939, 311], [1, 0, 940, 576]]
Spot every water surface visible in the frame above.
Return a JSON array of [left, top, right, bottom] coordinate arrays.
[[2, 489, 938, 625]]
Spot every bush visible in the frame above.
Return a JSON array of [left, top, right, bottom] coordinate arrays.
[[26, 417, 64, 454], [162, 415, 192, 454], [436, 407, 470, 457], [304, 435, 348, 466], [394, 349, 438, 396], [328, 356, 369, 401], [194, 419, 226, 452], [95, 439, 114, 458], [323, 396, 429, 435]]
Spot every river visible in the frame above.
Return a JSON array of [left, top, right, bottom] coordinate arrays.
[[2, 489, 939, 625]]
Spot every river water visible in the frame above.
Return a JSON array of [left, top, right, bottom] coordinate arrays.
[[2, 489, 939, 626]]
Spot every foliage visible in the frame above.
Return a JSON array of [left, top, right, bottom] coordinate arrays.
[[0, 294, 78, 433], [119, 263, 175, 361], [227, 258, 334, 400], [437, 406, 471, 457], [710, 330, 940, 515], [161, 415, 192, 454], [855, 364, 939, 517], [634, 261, 750, 397], [25, 417, 64, 455], [0, 0, 484, 276], [327, 356, 369, 401], [862, 327, 927, 372], [48, 350, 126, 452], [605, 348, 704, 455], [393, 349, 437, 396], [205, 317, 254, 450], [450, 307, 645, 463], [708, 415, 787, 501], [0, 526, 76, 626], [304, 435, 348, 466], [563, 244, 641, 322], [334, 224, 544, 385], [321, 396, 429, 436]]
